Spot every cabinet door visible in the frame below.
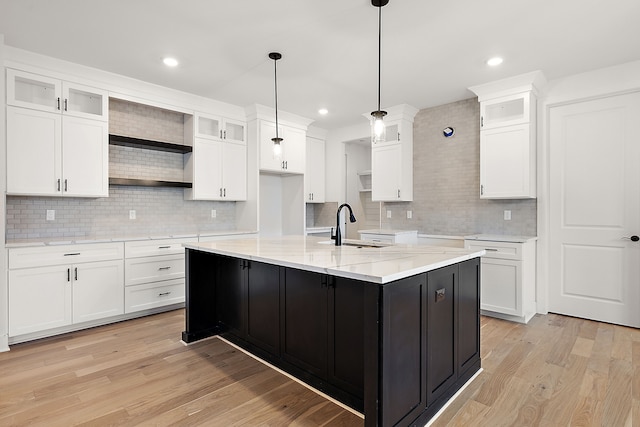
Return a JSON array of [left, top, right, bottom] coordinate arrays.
[[62, 82, 108, 121], [426, 264, 457, 405], [480, 123, 534, 199], [305, 137, 325, 203], [481, 258, 521, 316], [457, 259, 480, 374], [282, 268, 328, 378], [7, 106, 61, 196], [282, 127, 306, 174], [259, 121, 283, 172], [73, 260, 124, 323], [328, 276, 364, 399], [192, 138, 223, 200], [196, 114, 223, 141], [223, 118, 246, 145], [246, 262, 281, 354], [480, 92, 531, 129], [7, 69, 62, 113], [372, 144, 401, 201], [9, 265, 72, 336], [222, 142, 247, 200], [62, 116, 109, 197]]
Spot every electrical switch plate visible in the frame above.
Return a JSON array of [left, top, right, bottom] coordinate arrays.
[[504, 210, 512, 220], [46, 210, 55, 221], [211, 209, 217, 218], [386, 210, 392, 219], [129, 210, 136, 220], [407, 210, 412, 219]]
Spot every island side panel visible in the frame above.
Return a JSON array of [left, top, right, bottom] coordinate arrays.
[[458, 257, 481, 374], [182, 248, 220, 343]]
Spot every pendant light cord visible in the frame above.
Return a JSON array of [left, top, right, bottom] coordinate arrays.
[[376, 4, 382, 112], [273, 57, 280, 139]]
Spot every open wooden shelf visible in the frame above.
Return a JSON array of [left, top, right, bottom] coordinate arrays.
[[109, 134, 192, 154], [109, 178, 192, 188]]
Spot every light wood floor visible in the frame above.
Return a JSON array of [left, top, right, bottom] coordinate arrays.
[[1, 310, 638, 426]]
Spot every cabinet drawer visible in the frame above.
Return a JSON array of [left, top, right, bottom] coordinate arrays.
[[124, 237, 196, 258], [465, 241, 522, 261], [359, 233, 395, 243], [125, 279, 185, 313], [125, 254, 185, 286], [9, 242, 124, 269]]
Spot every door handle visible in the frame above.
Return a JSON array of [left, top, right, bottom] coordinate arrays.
[[622, 235, 640, 242]]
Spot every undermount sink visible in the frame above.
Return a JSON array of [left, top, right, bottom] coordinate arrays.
[[317, 239, 390, 248]]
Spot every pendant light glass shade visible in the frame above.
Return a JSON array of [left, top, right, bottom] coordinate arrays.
[[371, 0, 388, 143], [269, 52, 283, 156]]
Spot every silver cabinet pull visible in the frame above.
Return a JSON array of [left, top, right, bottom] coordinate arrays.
[[158, 246, 171, 249], [64, 179, 68, 192], [64, 99, 68, 111], [57, 97, 61, 110], [158, 266, 171, 271], [223, 188, 226, 197], [64, 252, 81, 256], [57, 179, 61, 191], [485, 248, 499, 252]]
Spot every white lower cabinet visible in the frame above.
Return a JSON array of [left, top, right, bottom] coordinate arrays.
[[464, 236, 537, 324], [8, 243, 124, 337], [124, 237, 196, 314]]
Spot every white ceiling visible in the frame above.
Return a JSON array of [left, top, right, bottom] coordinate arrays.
[[1, 0, 639, 130]]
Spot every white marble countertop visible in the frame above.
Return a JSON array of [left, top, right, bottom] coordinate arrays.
[[184, 235, 485, 284], [5, 230, 257, 248]]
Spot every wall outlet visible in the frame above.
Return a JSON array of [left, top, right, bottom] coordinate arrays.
[[211, 209, 217, 218], [407, 210, 412, 219], [46, 210, 55, 221], [504, 210, 512, 221], [386, 210, 392, 219], [129, 210, 136, 220]]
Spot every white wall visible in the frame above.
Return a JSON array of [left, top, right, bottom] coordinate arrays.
[[1, 35, 8, 352], [324, 121, 370, 203], [537, 60, 640, 314]]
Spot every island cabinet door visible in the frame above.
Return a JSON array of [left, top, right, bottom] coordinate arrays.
[[379, 274, 427, 427], [281, 268, 328, 379], [457, 258, 481, 374], [328, 276, 365, 400], [426, 264, 458, 406], [245, 261, 281, 355]]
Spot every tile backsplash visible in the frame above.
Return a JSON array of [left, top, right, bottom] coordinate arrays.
[[5, 99, 237, 241]]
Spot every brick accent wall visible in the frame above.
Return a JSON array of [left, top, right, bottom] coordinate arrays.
[[380, 98, 537, 236], [6, 100, 237, 241]]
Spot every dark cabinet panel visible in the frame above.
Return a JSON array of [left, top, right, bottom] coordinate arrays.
[[216, 256, 245, 335], [246, 261, 281, 355], [458, 258, 480, 373], [426, 264, 457, 405], [281, 268, 328, 379], [329, 276, 365, 398], [380, 274, 427, 427]]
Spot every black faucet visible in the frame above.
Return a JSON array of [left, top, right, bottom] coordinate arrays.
[[331, 203, 357, 246]]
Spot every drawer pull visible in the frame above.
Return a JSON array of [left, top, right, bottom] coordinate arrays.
[[158, 292, 171, 297], [484, 248, 499, 251], [158, 246, 171, 249], [158, 266, 172, 271], [64, 252, 81, 256]]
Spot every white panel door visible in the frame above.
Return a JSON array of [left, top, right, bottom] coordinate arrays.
[[549, 92, 640, 327], [372, 144, 401, 201], [72, 260, 124, 323], [223, 142, 247, 200], [62, 116, 108, 197], [192, 138, 223, 200]]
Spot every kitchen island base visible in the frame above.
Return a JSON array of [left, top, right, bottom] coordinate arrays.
[[182, 239, 481, 427]]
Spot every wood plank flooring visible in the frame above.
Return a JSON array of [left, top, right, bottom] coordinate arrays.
[[1, 310, 638, 426]]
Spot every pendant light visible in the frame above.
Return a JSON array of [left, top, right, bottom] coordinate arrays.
[[269, 52, 283, 156], [371, 0, 389, 143]]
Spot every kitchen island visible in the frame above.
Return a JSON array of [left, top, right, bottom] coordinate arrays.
[[182, 236, 484, 427]]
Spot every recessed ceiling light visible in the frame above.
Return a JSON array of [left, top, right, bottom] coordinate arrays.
[[487, 57, 503, 67], [318, 108, 329, 115], [163, 57, 179, 67]]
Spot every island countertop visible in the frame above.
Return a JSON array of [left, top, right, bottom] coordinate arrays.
[[184, 235, 485, 284]]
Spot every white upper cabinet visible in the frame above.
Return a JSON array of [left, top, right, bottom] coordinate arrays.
[[305, 137, 325, 203], [6, 68, 109, 197], [370, 105, 418, 202], [469, 71, 546, 199], [8, 68, 108, 121], [184, 114, 247, 201], [259, 120, 305, 174], [195, 113, 246, 145]]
